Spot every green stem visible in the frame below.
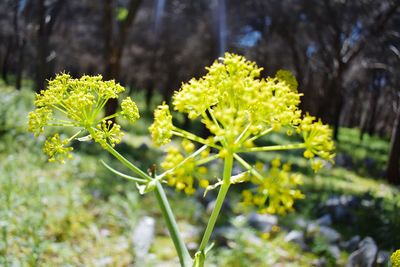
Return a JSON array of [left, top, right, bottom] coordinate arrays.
[[195, 154, 219, 166], [154, 182, 193, 267], [238, 142, 306, 153], [195, 151, 234, 266], [90, 130, 191, 266], [101, 160, 147, 183], [100, 112, 121, 123], [205, 108, 228, 147], [104, 143, 152, 181], [172, 128, 222, 150], [233, 153, 264, 181], [157, 145, 208, 180], [247, 127, 273, 143]]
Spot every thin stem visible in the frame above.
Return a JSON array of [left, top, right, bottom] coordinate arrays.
[[85, 126, 153, 181], [93, 128, 192, 266], [195, 154, 220, 166], [206, 108, 228, 147], [101, 112, 121, 123], [237, 142, 306, 153], [157, 145, 208, 180], [101, 160, 147, 183], [47, 123, 77, 127], [68, 130, 83, 142], [154, 182, 192, 267], [172, 127, 222, 150], [235, 122, 252, 145], [104, 143, 152, 181], [233, 153, 264, 181], [51, 104, 69, 115], [247, 127, 273, 143], [196, 151, 234, 263]]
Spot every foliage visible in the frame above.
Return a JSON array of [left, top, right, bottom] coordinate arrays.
[[209, 217, 317, 267], [0, 129, 142, 266], [0, 86, 34, 135]]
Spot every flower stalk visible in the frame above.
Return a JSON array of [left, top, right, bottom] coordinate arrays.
[[103, 142, 192, 267], [194, 151, 234, 267]]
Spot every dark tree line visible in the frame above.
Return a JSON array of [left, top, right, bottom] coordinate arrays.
[[0, 0, 399, 183]]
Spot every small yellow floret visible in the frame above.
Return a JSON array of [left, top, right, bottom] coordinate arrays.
[[121, 97, 140, 123], [43, 134, 73, 163], [149, 103, 173, 146]]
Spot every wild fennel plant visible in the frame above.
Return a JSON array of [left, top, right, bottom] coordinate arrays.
[[28, 53, 334, 267]]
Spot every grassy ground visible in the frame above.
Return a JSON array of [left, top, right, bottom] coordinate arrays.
[[0, 85, 398, 266]]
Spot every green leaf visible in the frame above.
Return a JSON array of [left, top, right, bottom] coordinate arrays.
[[116, 7, 129, 21]]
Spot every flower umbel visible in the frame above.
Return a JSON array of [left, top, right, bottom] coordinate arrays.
[[241, 158, 304, 215], [92, 120, 124, 149], [43, 134, 73, 163], [160, 139, 211, 195], [150, 53, 334, 220], [149, 103, 173, 146], [121, 97, 140, 123], [28, 73, 139, 162]]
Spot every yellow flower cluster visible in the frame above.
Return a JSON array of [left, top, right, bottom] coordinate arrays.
[[148, 53, 334, 206], [392, 249, 400, 267], [28, 107, 52, 136], [149, 103, 173, 146], [121, 97, 140, 123], [150, 53, 334, 170], [161, 139, 210, 195], [92, 120, 124, 149], [241, 158, 304, 215], [43, 134, 73, 163], [300, 115, 335, 162], [171, 53, 302, 142], [28, 73, 139, 162]]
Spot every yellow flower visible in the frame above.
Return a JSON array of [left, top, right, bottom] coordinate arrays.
[[300, 115, 335, 163], [392, 249, 400, 267], [149, 53, 334, 203], [28, 107, 52, 137], [121, 97, 140, 123], [160, 141, 210, 195], [93, 120, 124, 148], [149, 103, 173, 146], [241, 159, 305, 215], [43, 134, 73, 163], [28, 73, 139, 162]]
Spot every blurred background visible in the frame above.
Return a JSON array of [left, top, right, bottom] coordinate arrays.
[[1, 0, 400, 266]]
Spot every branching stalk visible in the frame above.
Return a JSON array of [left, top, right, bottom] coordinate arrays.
[[238, 142, 306, 153], [194, 151, 234, 267], [154, 182, 193, 267]]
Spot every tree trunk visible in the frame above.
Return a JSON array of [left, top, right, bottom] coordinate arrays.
[[332, 96, 344, 141], [13, 0, 24, 90], [34, 0, 64, 92], [1, 40, 12, 84], [15, 39, 25, 90], [387, 108, 400, 184], [35, 0, 47, 92], [103, 0, 143, 118]]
